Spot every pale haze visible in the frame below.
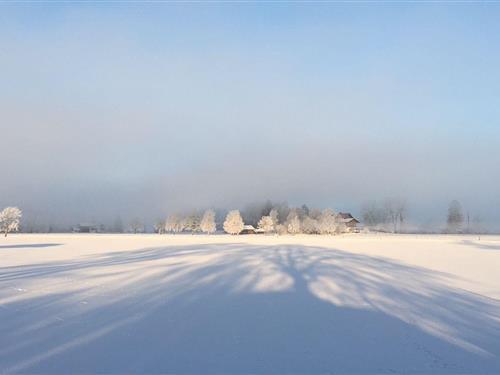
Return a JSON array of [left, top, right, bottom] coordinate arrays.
[[1, 4, 499, 229]]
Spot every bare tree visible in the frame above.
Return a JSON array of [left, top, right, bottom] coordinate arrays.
[[384, 198, 406, 233], [154, 219, 166, 234], [129, 217, 143, 234], [447, 200, 464, 233]]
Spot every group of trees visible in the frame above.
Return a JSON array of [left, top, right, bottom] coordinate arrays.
[[162, 209, 218, 235], [266, 207, 347, 235], [0, 199, 487, 236], [361, 198, 406, 233], [446, 200, 483, 234], [159, 205, 349, 235], [0, 207, 22, 237]]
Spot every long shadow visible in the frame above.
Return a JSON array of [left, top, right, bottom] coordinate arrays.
[[461, 239, 500, 251], [0, 243, 499, 373], [0, 243, 62, 249]]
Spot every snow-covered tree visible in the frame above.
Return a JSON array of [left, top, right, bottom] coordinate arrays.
[[309, 208, 322, 220], [318, 209, 337, 235], [165, 214, 185, 233], [336, 220, 347, 234], [302, 216, 319, 234], [200, 209, 216, 234], [287, 216, 301, 234], [0, 207, 22, 237], [275, 224, 288, 235], [258, 215, 274, 234], [223, 210, 244, 235], [284, 209, 301, 234], [185, 213, 201, 234]]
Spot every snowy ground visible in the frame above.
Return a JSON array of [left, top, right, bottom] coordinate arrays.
[[1, 234, 499, 373]]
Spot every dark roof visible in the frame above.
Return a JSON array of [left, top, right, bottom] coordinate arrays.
[[338, 212, 360, 224], [338, 212, 354, 219]]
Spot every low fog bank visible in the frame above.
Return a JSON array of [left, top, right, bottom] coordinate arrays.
[[3, 158, 498, 233], [2, 5, 499, 233]]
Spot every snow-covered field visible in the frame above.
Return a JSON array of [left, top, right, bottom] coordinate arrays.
[[1, 234, 499, 373]]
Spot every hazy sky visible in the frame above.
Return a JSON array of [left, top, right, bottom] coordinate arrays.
[[1, 4, 499, 229]]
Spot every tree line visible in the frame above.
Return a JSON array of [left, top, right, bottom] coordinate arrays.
[[156, 204, 351, 235]]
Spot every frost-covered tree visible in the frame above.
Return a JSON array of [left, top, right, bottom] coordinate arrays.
[[0, 207, 22, 237], [284, 209, 300, 231], [200, 209, 216, 234], [223, 210, 244, 235], [269, 209, 279, 228], [318, 209, 337, 235], [287, 216, 301, 234], [302, 216, 319, 234], [258, 215, 274, 234], [447, 200, 464, 233], [165, 214, 185, 233], [185, 213, 201, 234], [309, 208, 322, 220], [336, 220, 347, 234], [275, 224, 288, 235], [274, 202, 290, 226]]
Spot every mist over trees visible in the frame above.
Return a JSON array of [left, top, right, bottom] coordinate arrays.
[[447, 200, 464, 233], [1, 198, 491, 235], [361, 199, 406, 233], [129, 218, 144, 234]]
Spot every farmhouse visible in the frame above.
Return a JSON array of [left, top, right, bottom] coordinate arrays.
[[240, 225, 257, 234], [337, 213, 360, 231]]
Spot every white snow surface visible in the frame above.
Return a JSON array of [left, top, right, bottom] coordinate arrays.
[[1, 233, 499, 373]]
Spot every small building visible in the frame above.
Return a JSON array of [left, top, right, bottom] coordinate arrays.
[[337, 213, 360, 232], [72, 223, 100, 233], [240, 225, 257, 234]]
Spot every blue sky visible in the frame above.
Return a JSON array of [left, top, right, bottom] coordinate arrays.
[[1, 3, 499, 228]]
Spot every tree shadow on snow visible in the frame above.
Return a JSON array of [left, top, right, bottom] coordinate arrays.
[[0, 243, 62, 249], [461, 239, 500, 251], [0, 243, 499, 373]]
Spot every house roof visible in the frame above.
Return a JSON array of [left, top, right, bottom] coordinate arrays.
[[340, 218, 360, 224], [337, 213, 360, 224]]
